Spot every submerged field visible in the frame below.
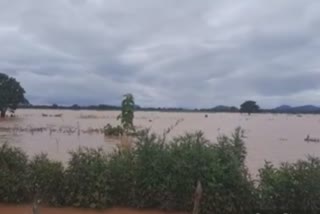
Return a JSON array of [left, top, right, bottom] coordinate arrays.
[[0, 109, 320, 175]]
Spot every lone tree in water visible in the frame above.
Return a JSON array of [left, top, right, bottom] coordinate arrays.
[[0, 73, 28, 118], [117, 93, 135, 134], [240, 100, 260, 115]]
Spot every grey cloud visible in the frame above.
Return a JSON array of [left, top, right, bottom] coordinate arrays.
[[248, 71, 320, 96], [0, 0, 319, 108]]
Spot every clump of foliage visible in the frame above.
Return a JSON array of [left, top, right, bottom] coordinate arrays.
[[28, 154, 65, 205], [258, 157, 320, 213], [0, 143, 29, 202], [240, 100, 260, 115], [64, 148, 110, 208], [107, 145, 136, 206], [103, 124, 123, 137], [0, 73, 28, 118], [107, 128, 256, 214]]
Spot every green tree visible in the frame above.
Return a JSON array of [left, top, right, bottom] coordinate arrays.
[[117, 94, 135, 134], [240, 100, 260, 115], [52, 104, 58, 109], [0, 73, 28, 118]]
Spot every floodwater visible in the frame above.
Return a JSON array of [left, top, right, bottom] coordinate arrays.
[[0, 204, 186, 214], [1, 109, 320, 176]]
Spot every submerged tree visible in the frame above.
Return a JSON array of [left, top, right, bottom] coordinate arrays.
[[0, 73, 28, 118], [117, 93, 135, 133], [240, 100, 260, 115]]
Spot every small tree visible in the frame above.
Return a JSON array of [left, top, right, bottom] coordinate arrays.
[[240, 100, 260, 115], [117, 94, 135, 134], [0, 73, 28, 118]]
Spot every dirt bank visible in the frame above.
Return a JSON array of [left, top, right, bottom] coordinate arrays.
[[0, 204, 186, 214]]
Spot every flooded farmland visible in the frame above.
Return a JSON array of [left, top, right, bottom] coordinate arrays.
[[1, 109, 320, 176]]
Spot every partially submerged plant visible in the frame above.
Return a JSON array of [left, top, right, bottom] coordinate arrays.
[[103, 124, 123, 137], [104, 94, 136, 137], [117, 93, 135, 134]]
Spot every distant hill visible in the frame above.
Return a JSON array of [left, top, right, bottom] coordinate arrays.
[[273, 105, 292, 111], [272, 105, 320, 113]]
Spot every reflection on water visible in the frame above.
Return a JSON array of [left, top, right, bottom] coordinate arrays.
[[1, 109, 320, 175]]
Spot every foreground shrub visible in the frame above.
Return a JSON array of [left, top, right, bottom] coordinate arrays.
[[64, 148, 110, 208], [198, 129, 256, 214], [28, 154, 65, 205], [107, 146, 136, 206], [0, 144, 29, 203], [258, 157, 320, 213], [107, 128, 256, 214], [129, 130, 170, 208], [174, 130, 255, 214]]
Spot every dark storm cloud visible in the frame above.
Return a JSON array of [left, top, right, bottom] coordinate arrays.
[[0, 0, 319, 107]]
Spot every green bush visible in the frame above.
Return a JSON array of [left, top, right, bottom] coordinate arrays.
[[28, 154, 65, 205], [103, 124, 123, 137], [0, 144, 29, 203], [258, 157, 320, 214], [106, 128, 256, 214], [64, 148, 110, 208], [103, 124, 138, 137], [170, 130, 255, 214], [129, 130, 170, 209], [204, 129, 256, 214], [107, 146, 136, 206]]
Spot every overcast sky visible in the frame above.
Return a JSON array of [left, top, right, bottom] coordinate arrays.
[[1, 0, 319, 108]]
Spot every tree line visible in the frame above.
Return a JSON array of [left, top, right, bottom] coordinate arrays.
[[3, 72, 313, 117]]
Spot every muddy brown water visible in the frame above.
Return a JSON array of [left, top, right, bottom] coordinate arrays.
[[0, 204, 186, 214], [1, 109, 320, 176]]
